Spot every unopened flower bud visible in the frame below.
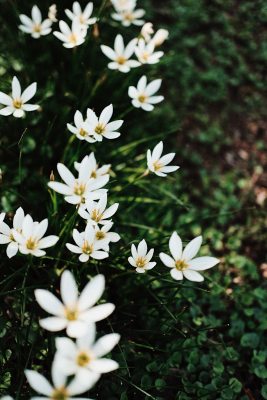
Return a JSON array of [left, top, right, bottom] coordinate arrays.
[[151, 29, 169, 47]]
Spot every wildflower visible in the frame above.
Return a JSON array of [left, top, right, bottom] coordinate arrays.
[[48, 156, 109, 206], [147, 141, 179, 177], [141, 22, 154, 42], [65, 2, 97, 28], [86, 104, 123, 141], [48, 4, 57, 22], [151, 29, 169, 47], [160, 232, 220, 282], [19, 5, 52, 38], [135, 38, 163, 64], [35, 271, 115, 337], [128, 239, 156, 273], [112, 4, 145, 27], [25, 362, 97, 399], [128, 75, 164, 111], [55, 325, 120, 384], [101, 34, 140, 73], [66, 224, 109, 262], [79, 193, 119, 225], [12, 214, 59, 257], [74, 153, 110, 180], [0, 207, 25, 258], [67, 110, 96, 143], [0, 76, 39, 118], [94, 222, 120, 249], [53, 20, 87, 48], [111, 0, 137, 12]]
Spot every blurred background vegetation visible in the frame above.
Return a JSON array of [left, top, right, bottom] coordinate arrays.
[[0, 0, 266, 399]]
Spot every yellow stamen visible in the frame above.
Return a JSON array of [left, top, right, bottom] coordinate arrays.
[[76, 351, 91, 367], [65, 308, 78, 321], [117, 56, 126, 65], [74, 182, 86, 196], [175, 260, 188, 271], [136, 257, 147, 268], [51, 387, 69, 400], [13, 99, 22, 109], [138, 95, 147, 103], [69, 33, 77, 45], [96, 231, 105, 240], [152, 161, 163, 171], [33, 24, 41, 33], [91, 209, 103, 222], [94, 124, 105, 135], [26, 237, 38, 250], [79, 128, 88, 137], [90, 170, 97, 178], [82, 240, 93, 255]]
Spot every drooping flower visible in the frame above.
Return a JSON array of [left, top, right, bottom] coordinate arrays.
[[160, 232, 220, 282], [53, 20, 87, 48], [0, 76, 39, 118], [78, 193, 119, 226], [55, 325, 120, 384], [25, 362, 96, 399], [67, 110, 96, 143], [128, 75, 164, 111], [128, 239, 156, 273], [112, 4, 145, 27], [74, 152, 110, 180], [12, 214, 59, 257], [35, 271, 115, 337], [86, 104, 123, 141], [135, 38, 163, 64], [101, 34, 140, 73], [48, 155, 109, 206], [66, 224, 109, 262], [19, 5, 52, 38], [65, 2, 97, 28], [0, 207, 26, 258], [147, 141, 179, 177]]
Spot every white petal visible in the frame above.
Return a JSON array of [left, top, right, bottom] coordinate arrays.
[[137, 239, 147, 257], [60, 270, 78, 308], [25, 370, 53, 396], [183, 269, 204, 282], [0, 92, 12, 106], [57, 163, 75, 186], [145, 79, 162, 96], [32, 5, 42, 24], [38, 235, 59, 249], [66, 320, 88, 338], [182, 236, 202, 261], [169, 232, 182, 260], [101, 45, 116, 60], [92, 333, 120, 357], [187, 256, 220, 271], [170, 269, 183, 280], [21, 82, 37, 102], [6, 242, 19, 258], [39, 317, 67, 331], [78, 274, 105, 312], [152, 141, 163, 160], [48, 181, 73, 195], [80, 303, 115, 322], [90, 359, 119, 373], [12, 76, 21, 99], [99, 104, 113, 125], [35, 289, 65, 316], [159, 252, 175, 268]]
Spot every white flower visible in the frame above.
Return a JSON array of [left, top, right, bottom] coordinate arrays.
[[12, 214, 59, 257], [128, 239, 156, 273], [147, 141, 179, 177], [112, 7, 145, 27], [25, 362, 96, 399], [151, 29, 169, 47], [48, 155, 109, 206], [67, 110, 96, 143], [48, 4, 57, 22], [66, 224, 109, 262], [94, 221, 120, 249], [111, 0, 136, 12], [128, 75, 164, 111], [141, 22, 154, 42], [35, 271, 115, 337], [74, 153, 110, 180], [53, 20, 87, 48], [0, 76, 39, 118], [160, 232, 220, 282], [135, 38, 163, 64], [19, 5, 52, 38], [0, 207, 25, 258], [55, 325, 120, 384], [78, 193, 119, 226], [65, 2, 97, 28], [86, 104, 123, 141], [101, 34, 140, 73]]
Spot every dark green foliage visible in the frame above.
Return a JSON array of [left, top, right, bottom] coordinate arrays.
[[0, 0, 266, 399]]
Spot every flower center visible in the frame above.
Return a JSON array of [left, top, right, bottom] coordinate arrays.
[[51, 387, 69, 400], [79, 128, 88, 137], [142, 52, 149, 62], [117, 56, 126, 65], [175, 260, 188, 271], [74, 181, 86, 196], [91, 209, 103, 222], [96, 231, 105, 240], [90, 170, 97, 178], [33, 24, 41, 33], [79, 15, 85, 24], [69, 33, 77, 45], [94, 124, 105, 135], [136, 257, 146, 268], [26, 237, 38, 250], [13, 99, 22, 109], [152, 161, 163, 171], [82, 240, 93, 255], [65, 307, 78, 321], [138, 94, 147, 103], [76, 351, 91, 367], [124, 12, 134, 21]]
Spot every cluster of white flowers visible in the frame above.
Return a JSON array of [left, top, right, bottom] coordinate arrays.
[[0, 208, 58, 258], [0, 1, 221, 398], [25, 271, 119, 398]]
